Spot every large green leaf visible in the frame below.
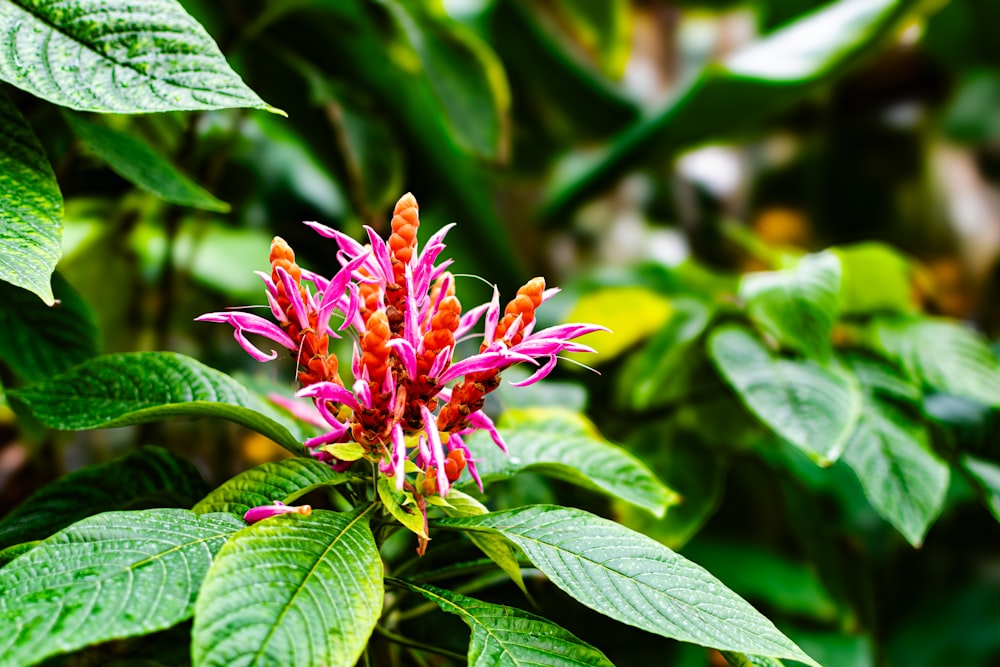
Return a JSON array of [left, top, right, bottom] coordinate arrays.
[[541, 0, 923, 219], [833, 242, 915, 315], [740, 251, 841, 360], [193, 457, 353, 516], [64, 113, 229, 212], [0, 0, 278, 114], [871, 317, 1000, 406], [8, 352, 304, 454], [436, 505, 819, 665], [465, 407, 677, 516], [710, 325, 861, 464], [391, 579, 615, 667], [0, 446, 207, 549], [0, 271, 99, 382], [0, 88, 62, 305], [0, 509, 243, 667], [841, 356, 948, 546], [193, 506, 382, 667]]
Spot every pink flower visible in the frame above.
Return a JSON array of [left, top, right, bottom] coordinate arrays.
[[198, 193, 604, 517]]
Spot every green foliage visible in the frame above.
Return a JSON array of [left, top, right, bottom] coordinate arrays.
[[0, 445, 207, 549], [392, 578, 616, 667], [710, 324, 861, 463], [193, 458, 354, 515], [466, 407, 678, 516], [8, 351, 304, 454], [0, 271, 99, 382], [438, 505, 819, 665], [64, 113, 230, 212], [0, 509, 243, 667], [193, 507, 383, 667], [0, 0, 278, 114], [0, 88, 62, 304]]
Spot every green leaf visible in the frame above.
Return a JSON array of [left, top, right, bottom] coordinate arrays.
[[0, 509, 243, 667], [466, 407, 677, 516], [841, 356, 948, 546], [740, 251, 841, 360], [0, 88, 62, 305], [0, 271, 99, 382], [721, 652, 786, 667], [378, 477, 427, 539], [0, 541, 38, 568], [541, 0, 631, 76], [0, 445, 208, 549], [710, 325, 861, 464], [871, 317, 1000, 406], [441, 489, 528, 596], [193, 506, 383, 667], [384, 1, 510, 162], [391, 579, 615, 667], [833, 242, 915, 315], [960, 455, 1000, 524], [8, 352, 304, 454], [541, 0, 922, 219], [193, 457, 353, 516], [437, 505, 819, 665], [64, 114, 229, 212], [0, 0, 279, 114]]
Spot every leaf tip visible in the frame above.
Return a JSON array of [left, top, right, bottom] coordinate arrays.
[[264, 105, 289, 118]]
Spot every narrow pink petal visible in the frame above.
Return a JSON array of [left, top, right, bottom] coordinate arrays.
[[274, 266, 309, 330], [364, 226, 394, 283], [541, 287, 561, 303], [392, 424, 407, 491], [197, 311, 297, 360], [428, 347, 452, 380], [244, 502, 311, 524], [387, 338, 418, 380], [456, 302, 490, 340], [468, 409, 508, 453], [297, 381, 361, 412], [304, 220, 366, 255], [421, 405, 449, 496], [483, 287, 501, 343], [304, 428, 348, 450], [508, 354, 560, 387], [354, 378, 373, 409]]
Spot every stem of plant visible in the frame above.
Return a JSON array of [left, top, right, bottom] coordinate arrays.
[[374, 625, 465, 661]]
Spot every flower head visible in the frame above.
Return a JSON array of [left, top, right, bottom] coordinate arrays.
[[199, 193, 605, 547]]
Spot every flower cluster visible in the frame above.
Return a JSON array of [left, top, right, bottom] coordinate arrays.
[[198, 194, 603, 528]]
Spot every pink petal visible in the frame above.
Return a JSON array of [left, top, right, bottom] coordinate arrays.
[[267, 392, 327, 429], [508, 354, 560, 387], [387, 338, 418, 380], [364, 226, 394, 283], [297, 381, 361, 412], [244, 502, 311, 524]]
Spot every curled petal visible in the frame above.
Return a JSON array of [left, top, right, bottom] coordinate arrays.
[[508, 354, 560, 387], [303, 427, 349, 450], [297, 381, 361, 412], [387, 338, 418, 381], [468, 409, 507, 453], [455, 302, 490, 340], [304, 220, 367, 256], [244, 502, 311, 524], [529, 322, 610, 340], [437, 349, 537, 384], [196, 311, 297, 361]]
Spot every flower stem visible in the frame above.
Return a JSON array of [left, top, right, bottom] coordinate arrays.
[[374, 625, 465, 661]]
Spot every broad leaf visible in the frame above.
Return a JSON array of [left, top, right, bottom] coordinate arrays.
[[710, 325, 861, 464], [841, 356, 947, 546], [0, 88, 61, 304], [193, 457, 353, 516], [0, 509, 243, 667], [961, 455, 1000, 525], [465, 407, 677, 516], [0, 446, 207, 549], [441, 489, 527, 596], [193, 506, 383, 667], [65, 114, 229, 212], [437, 505, 819, 665], [871, 317, 1000, 406], [8, 352, 304, 454], [541, 0, 922, 219], [391, 579, 615, 667], [0, 271, 99, 382], [722, 652, 786, 667], [0, 0, 279, 114], [740, 251, 841, 360], [0, 541, 37, 568]]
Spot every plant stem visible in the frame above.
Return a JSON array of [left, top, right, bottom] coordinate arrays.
[[373, 625, 465, 662]]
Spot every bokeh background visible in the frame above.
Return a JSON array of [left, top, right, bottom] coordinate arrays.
[[3, 1, 1000, 665]]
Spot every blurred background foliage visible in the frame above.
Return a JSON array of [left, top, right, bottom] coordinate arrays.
[[3, 0, 1000, 665]]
